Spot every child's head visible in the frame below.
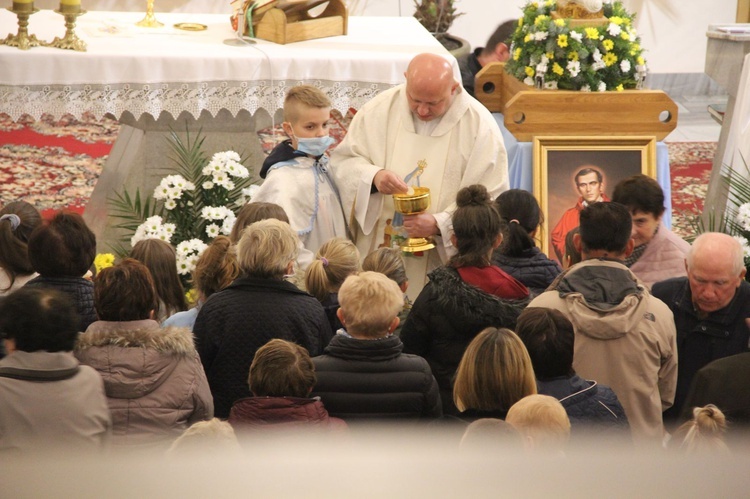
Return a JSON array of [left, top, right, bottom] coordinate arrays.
[[28, 211, 96, 278], [230, 202, 289, 244], [673, 404, 729, 454], [494, 189, 541, 257], [249, 339, 316, 398], [282, 85, 332, 152], [166, 418, 240, 456], [95, 258, 158, 321], [362, 247, 408, 293], [192, 236, 240, 301], [459, 418, 524, 454], [304, 238, 360, 302], [563, 227, 582, 269], [506, 394, 571, 455], [130, 238, 187, 317], [337, 271, 403, 339], [0, 201, 41, 289]]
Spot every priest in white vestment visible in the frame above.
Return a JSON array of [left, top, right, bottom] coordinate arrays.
[[330, 53, 509, 297]]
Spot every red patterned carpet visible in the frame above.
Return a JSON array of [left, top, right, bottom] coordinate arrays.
[[0, 114, 714, 234]]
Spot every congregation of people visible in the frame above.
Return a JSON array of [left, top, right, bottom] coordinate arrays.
[[1, 50, 748, 459]]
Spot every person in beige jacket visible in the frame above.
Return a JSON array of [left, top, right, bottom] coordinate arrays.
[[529, 202, 677, 445], [75, 258, 213, 450]]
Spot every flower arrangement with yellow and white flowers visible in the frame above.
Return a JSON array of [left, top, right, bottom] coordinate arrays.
[[505, 0, 646, 92]]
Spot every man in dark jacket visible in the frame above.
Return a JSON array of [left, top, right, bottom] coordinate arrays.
[[652, 232, 750, 424], [312, 272, 442, 421], [457, 20, 515, 98], [514, 307, 629, 440]]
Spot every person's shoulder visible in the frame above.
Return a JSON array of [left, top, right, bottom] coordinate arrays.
[[651, 276, 687, 296]]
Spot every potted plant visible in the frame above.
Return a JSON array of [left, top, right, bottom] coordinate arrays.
[[413, 0, 470, 58]]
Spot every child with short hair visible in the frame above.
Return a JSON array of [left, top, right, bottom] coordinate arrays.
[[251, 85, 348, 256]]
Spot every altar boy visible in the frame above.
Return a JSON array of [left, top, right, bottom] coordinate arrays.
[[250, 85, 348, 255]]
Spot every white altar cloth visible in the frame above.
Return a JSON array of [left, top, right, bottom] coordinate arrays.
[[0, 11, 452, 121]]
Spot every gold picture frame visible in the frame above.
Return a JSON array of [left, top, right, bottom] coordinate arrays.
[[533, 135, 657, 263]]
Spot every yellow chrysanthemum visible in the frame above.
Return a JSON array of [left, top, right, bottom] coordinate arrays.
[[546, 51, 554, 60], [554, 18, 565, 27], [609, 16, 624, 25], [514, 48, 522, 61], [602, 39, 614, 51], [545, 0, 555, 6], [637, 56, 645, 65], [585, 27, 600, 39], [621, 32, 630, 41], [557, 34, 568, 48], [534, 15, 549, 26], [552, 63, 564, 76], [568, 51, 579, 61], [616, 84, 624, 92], [524, 33, 532, 42], [94, 253, 115, 274], [525, 66, 535, 77], [185, 288, 199, 307], [603, 52, 618, 66], [518, 17, 524, 27]]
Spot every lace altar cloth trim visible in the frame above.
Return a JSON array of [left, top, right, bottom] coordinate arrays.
[[0, 80, 394, 122]]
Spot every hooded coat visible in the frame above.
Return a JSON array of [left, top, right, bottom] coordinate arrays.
[[400, 265, 530, 415], [75, 320, 213, 449], [529, 259, 677, 443]]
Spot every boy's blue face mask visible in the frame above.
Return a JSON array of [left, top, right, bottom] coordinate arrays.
[[295, 136, 334, 157]]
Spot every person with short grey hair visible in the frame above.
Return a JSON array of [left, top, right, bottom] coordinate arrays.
[[652, 232, 750, 425], [193, 219, 332, 418]]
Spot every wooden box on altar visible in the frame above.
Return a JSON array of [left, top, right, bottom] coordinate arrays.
[[474, 62, 678, 141], [254, 0, 348, 44]]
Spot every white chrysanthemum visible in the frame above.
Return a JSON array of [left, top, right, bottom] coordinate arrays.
[[733, 235, 750, 260], [737, 203, 750, 231], [242, 185, 261, 201], [164, 199, 177, 210], [567, 60, 581, 77], [177, 258, 192, 276], [607, 23, 622, 37], [592, 49, 603, 62], [176, 240, 194, 256], [592, 60, 606, 71], [597, 81, 607, 92], [154, 183, 171, 200], [544, 81, 558, 90], [166, 186, 183, 200], [203, 181, 214, 190], [206, 224, 220, 238], [532, 31, 548, 41], [569, 30, 583, 42], [580, 85, 592, 92], [163, 223, 176, 235], [620, 59, 632, 73], [523, 77, 535, 86], [221, 212, 236, 235]]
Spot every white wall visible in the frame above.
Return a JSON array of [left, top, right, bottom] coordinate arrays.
[[359, 0, 737, 74]]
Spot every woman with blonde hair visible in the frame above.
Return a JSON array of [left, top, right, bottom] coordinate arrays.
[[163, 236, 240, 330], [193, 219, 332, 418], [453, 327, 537, 421], [362, 247, 411, 336], [304, 237, 360, 333], [130, 238, 187, 322], [671, 405, 729, 454]]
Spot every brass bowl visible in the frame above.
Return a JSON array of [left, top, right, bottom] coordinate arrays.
[[393, 186, 431, 215]]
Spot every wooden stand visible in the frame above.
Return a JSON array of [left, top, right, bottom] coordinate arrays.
[[254, 0, 347, 44], [475, 62, 678, 141]]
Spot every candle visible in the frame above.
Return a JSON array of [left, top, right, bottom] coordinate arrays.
[[12, 0, 33, 13], [60, 0, 81, 14]]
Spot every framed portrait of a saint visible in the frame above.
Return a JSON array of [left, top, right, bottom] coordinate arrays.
[[533, 136, 657, 264]]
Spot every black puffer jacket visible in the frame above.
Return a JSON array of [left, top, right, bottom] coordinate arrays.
[[194, 277, 333, 418], [491, 247, 562, 296], [311, 334, 442, 421], [400, 266, 530, 415], [537, 375, 629, 438], [24, 276, 97, 332]]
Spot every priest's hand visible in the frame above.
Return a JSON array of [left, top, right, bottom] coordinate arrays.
[[403, 213, 439, 237], [373, 170, 408, 194]]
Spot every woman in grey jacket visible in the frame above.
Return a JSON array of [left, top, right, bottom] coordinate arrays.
[[75, 258, 213, 450]]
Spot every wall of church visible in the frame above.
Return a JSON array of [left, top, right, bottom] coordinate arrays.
[[35, 0, 737, 74]]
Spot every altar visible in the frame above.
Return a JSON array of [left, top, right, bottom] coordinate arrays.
[[0, 10, 455, 248]]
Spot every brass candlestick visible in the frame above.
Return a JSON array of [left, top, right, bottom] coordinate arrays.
[[136, 0, 163, 28], [48, 9, 87, 52], [3, 7, 43, 50]]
